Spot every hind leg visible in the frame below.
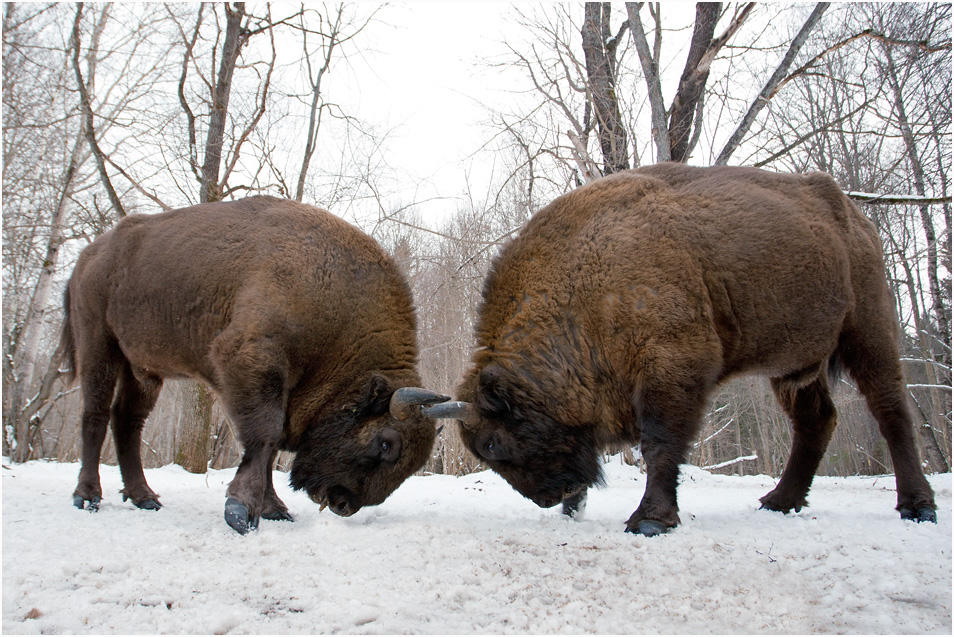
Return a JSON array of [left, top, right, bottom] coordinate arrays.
[[73, 353, 121, 511], [111, 363, 163, 510], [839, 328, 936, 522], [761, 375, 837, 514]]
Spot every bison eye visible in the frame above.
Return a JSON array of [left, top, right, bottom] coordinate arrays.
[[373, 428, 401, 463], [477, 432, 511, 462]]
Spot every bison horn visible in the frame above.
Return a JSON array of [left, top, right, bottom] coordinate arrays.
[[389, 387, 451, 420], [420, 401, 479, 426]]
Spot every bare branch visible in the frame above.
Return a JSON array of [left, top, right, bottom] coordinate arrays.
[[71, 3, 126, 217], [716, 2, 829, 166]]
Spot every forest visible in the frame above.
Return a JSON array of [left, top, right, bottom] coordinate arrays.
[[3, 2, 950, 482]]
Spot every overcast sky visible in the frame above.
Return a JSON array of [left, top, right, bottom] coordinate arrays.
[[333, 2, 701, 227], [347, 2, 525, 226]]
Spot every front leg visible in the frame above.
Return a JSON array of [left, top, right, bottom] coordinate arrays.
[[625, 404, 700, 536], [225, 439, 280, 534], [562, 487, 588, 519], [213, 329, 292, 534], [625, 438, 683, 536], [261, 447, 293, 522], [624, 374, 709, 536]]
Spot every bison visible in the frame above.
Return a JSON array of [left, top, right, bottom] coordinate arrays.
[[425, 163, 937, 536], [63, 196, 448, 534]]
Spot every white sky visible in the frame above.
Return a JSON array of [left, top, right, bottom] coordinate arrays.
[[348, 2, 527, 226], [341, 2, 701, 228]]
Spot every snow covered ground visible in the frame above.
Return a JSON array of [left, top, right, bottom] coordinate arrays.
[[2, 458, 950, 634]]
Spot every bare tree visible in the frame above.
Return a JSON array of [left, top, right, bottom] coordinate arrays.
[[4, 4, 122, 460], [581, 3, 630, 174], [292, 3, 379, 202]]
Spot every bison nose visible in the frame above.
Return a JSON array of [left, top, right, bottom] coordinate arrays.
[[331, 500, 353, 516], [327, 486, 359, 517]]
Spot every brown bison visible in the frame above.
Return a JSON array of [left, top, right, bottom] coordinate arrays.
[[426, 163, 937, 536], [63, 196, 448, 534]]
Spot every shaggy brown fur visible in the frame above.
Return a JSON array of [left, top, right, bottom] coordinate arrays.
[[451, 163, 937, 535], [63, 196, 445, 533]]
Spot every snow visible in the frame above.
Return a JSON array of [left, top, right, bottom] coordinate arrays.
[[3, 458, 950, 634]]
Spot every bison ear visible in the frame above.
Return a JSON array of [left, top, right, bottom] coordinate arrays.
[[353, 374, 393, 418], [477, 364, 511, 417]]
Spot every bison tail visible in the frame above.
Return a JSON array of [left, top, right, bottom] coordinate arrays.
[[60, 284, 77, 386]]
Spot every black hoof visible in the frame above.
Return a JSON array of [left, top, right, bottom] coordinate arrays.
[[224, 497, 259, 535], [561, 491, 588, 519], [122, 493, 162, 510], [900, 505, 937, 524], [74, 495, 101, 512], [262, 510, 294, 522], [626, 519, 670, 537], [759, 503, 788, 514]]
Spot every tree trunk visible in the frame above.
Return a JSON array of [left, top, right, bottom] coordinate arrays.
[[667, 3, 721, 163], [7, 153, 77, 461], [626, 2, 670, 162], [294, 8, 340, 202], [178, 2, 247, 473], [884, 47, 951, 354], [581, 2, 630, 175], [176, 383, 216, 474], [200, 2, 246, 204], [5, 5, 111, 460]]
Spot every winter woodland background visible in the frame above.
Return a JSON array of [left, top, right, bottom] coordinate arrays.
[[2, 2, 951, 483]]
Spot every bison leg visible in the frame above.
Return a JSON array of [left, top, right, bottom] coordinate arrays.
[[214, 332, 290, 534], [561, 487, 588, 519], [626, 406, 700, 535], [625, 438, 685, 536], [111, 363, 163, 510], [839, 328, 937, 522], [760, 375, 837, 514], [73, 350, 121, 512], [224, 435, 284, 534], [261, 447, 293, 522], [625, 379, 710, 536]]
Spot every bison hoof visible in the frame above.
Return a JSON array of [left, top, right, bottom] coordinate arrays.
[[626, 519, 670, 537], [74, 495, 101, 512], [899, 505, 937, 524], [224, 497, 259, 535], [561, 492, 588, 519], [135, 499, 162, 511], [122, 493, 163, 510], [759, 500, 803, 514], [262, 510, 294, 522]]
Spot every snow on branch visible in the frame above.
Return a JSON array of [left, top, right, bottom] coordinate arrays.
[[694, 418, 735, 448], [703, 454, 757, 471], [846, 191, 952, 205]]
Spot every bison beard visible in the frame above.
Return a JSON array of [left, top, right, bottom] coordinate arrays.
[[427, 163, 938, 536]]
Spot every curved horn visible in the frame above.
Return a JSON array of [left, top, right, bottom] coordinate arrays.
[[420, 401, 479, 426], [389, 387, 451, 420]]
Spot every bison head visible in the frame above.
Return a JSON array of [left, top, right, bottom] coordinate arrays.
[[425, 364, 604, 508], [290, 375, 447, 516]]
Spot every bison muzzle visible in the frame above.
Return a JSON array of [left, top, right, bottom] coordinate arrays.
[[425, 164, 938, 536], [62, 196, 448, 534]]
